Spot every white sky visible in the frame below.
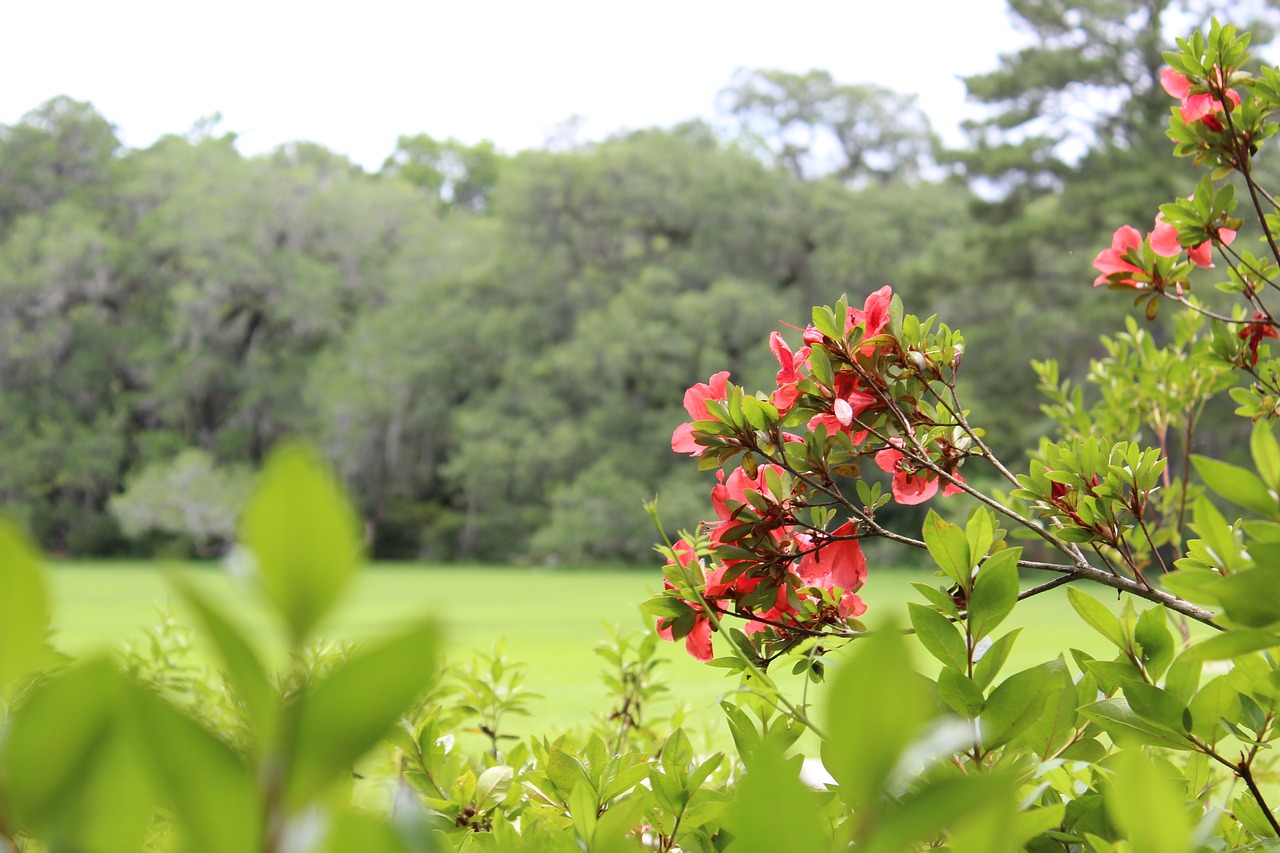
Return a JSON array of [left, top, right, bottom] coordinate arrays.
[[2, 0, 1027, 169]]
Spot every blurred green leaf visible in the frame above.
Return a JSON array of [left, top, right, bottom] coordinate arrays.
[[123, 679, 260, 853], [727, 741, 829, 853], [169, 573, 277, 741], [285, 618, 438, 808], [3, 658, 153, 853], [1104, 749, 1193, 853], [1253, 421, 1280, 493], [866, 771, 1020, 853], [1193, 456, 1280, 520], [0, 520, 50, 692], [240, 442, 363, 643], [821, 621, 928, 814]]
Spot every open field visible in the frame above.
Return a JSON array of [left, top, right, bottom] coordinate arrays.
[[48, 560, 1132, 743]]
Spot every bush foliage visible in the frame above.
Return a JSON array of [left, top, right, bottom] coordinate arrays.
[[8, 16, 1280, 853]]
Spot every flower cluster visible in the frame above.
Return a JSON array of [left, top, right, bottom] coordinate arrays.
[[1092, 213, 1237, 291], [1160, 67, 1241, 133], [657, 287, 969, 660]]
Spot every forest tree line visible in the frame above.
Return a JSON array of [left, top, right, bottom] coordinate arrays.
[[2, 0, 1275, 562]]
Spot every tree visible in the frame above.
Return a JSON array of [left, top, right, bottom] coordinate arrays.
[[953, 0, 1279, 204], [109, 449, 254, 555], [0, 97, 120, 231], [721, 69, 935, 184], [382, 133, 505, 213]]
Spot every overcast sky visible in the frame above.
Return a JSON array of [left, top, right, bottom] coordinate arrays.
[[3, 0, 1028, 169]]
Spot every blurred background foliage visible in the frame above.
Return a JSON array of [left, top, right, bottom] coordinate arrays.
[[3, 0, 1278, 563]]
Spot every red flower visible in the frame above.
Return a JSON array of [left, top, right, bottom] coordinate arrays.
[[1092, 225, 1144, 288], [874, 439, 963, 506], [655, 540, 715, 661], [671, 370, 731, 456], [1239, 311, 1278, 366], [711, 464, 781, 522], [796, 521, 867, 594], [807, 372, 877, 442]]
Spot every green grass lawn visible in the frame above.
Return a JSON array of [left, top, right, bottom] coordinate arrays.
[[47, 559, 1128, 745]]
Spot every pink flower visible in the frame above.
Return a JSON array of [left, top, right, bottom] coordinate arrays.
[[1150, 212, 1237, 269], [1160, 67, 1241, 132], [671, 370, 731, 456], [874, 439, 964, 506], [711, 464, 780, 521], [769, 331, 810, 414], [1092, 225, 1144, 287]]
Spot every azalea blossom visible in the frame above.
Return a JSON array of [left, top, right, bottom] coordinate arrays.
[[671, 370, 731, 456], [847, 285, 893, 338], [1239, 311, 1279, 366], [655, 540, 715, 661], [769, 331, 810, 414], [874, 439, 964, 506], [795, 521, 867, 594], [1092, 225, 1145, 288], [1160, 67, 1242, 132], [710, 464, 782, 522], [807, 372, 877, 441], [1150, 212, 1237, 269]]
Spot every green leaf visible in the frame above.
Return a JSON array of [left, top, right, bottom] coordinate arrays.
[[1067, 587, 1126, 651], [1216, 567, 1280, 628], [721, 700, 761, 762], [321, 809, 416, 853], [980, 660, 1060, 750], [937, 668, 985, 717], [1134, 606, 1174, 681], [169, 574, 277, 740], [864, 771, 1020, 853], [1253, 421, 1280, 493], [966, 549, 1019, 642], [0, 520, 50, 692], [1079, 699, 1193, 750], [476, 765, 514, 809], [908, 603, 968, 672], [568, 780, 598, 843], [923, 510, 970, 588], [821, 621, 928, 812], [3, 658, 154, 853], [1122, 682, 1190, 733], [1016, 663, 1078, 760], [1184, 629, 1280, 661], [285, 618, 438, 808], [123, 680, 261, 853], [1188, 676, 1241, 743], [972, 628, 1021, 690], [1104, 749, 1193, 853], [964, 508, 996, 565], [241, 442, 363, 643], [727, 742, 829, 853], [1193, 455, 1280, 520], [912, 582, 961, 619]]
